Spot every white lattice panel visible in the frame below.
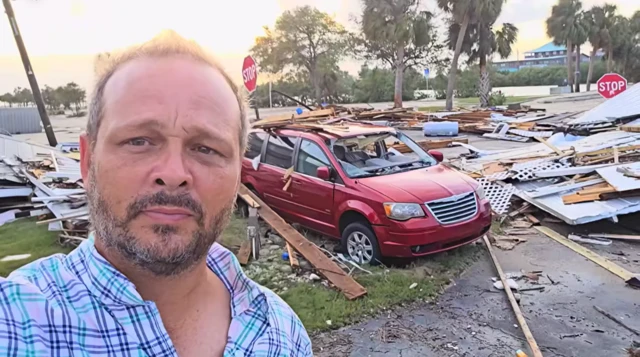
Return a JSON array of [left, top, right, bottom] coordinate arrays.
[[510, 158, 571, 181], [485, 171, 512, 180], [476, 178, 517, 214]]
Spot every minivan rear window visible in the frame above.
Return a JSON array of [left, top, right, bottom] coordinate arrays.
[[264, 135, 298, 169]]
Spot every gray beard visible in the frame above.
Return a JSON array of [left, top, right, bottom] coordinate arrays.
[[86, 166, 233, 277]]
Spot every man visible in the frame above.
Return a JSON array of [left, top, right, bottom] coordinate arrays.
[[0, 31, 312, 356]]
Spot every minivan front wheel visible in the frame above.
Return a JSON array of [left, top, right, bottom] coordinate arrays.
[[342, 222, 381, 265]]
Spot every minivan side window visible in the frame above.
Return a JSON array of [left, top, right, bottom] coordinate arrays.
[[264, 135, 298, 169], [245, 132, 267, 159], [296, 139, 332, 177]]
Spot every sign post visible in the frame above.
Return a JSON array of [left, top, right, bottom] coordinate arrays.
[[423, 68, 430, 93], [596, 73, 627, 99], [242, 55, 259, 119]]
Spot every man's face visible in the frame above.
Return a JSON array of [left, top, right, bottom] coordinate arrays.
[[80, 56, 242, 276]]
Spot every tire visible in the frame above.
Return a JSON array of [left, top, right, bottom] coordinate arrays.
[[341, 222, 381, 265]]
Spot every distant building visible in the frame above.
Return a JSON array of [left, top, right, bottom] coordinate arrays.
[[493, 42, 590, 72]]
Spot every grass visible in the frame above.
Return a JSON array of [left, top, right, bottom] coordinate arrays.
[[417, 105, 445, 112], [278, 244, 482, 331], [0, 218, 73, 277]]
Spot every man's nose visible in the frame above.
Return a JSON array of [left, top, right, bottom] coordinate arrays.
[[153, 146, 192, 190]]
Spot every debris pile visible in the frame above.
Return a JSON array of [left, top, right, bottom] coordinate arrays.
[[0, 134, 88, 244], [449, 84, 640, 225]]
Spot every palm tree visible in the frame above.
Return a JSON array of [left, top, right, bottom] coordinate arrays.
[[361, 0, 436, 108], [584, 4, 616, 91], [573, 12, 589, 93], [546, 0, 584, 92], [445, 0, 516, 107], [437, 0, 474, 111]]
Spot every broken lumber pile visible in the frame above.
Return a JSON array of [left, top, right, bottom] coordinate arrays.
[[238, 185, 367, 300]]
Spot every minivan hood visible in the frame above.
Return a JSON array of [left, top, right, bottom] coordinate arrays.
[[358, 164, 477, 203]]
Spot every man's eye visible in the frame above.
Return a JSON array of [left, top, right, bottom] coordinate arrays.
[[194, 145, 215, 155], [127, 138, 149, 146]]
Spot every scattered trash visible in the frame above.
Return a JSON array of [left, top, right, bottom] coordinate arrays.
[[567, 234, 612, 246], [308, 273, 321, 281], [326, 320, 332, 326], [0, 253, 31, 262], [409, 283, 418, 289], [494, 279, 519, 291], [560, 333, 583, 339]]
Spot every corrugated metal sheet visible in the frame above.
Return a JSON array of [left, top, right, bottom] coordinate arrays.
[[0, 108, 42, 134], [515, 180, 640, 225], [0, 134, 57, 160], [569, 83, 640, 125]]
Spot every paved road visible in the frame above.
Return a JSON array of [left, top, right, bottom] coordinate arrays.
[[313, 223, 640, 356]]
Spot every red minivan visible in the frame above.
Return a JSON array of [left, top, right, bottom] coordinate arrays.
[[241, 124, 491, 264]]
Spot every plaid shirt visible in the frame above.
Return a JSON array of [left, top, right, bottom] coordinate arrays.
[[0, 238, 312, 356]]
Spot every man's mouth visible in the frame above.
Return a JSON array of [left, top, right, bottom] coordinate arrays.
[[141, 206, 194, 223]]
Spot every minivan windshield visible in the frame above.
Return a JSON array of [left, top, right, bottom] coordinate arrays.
[[329, 131, 438, 179]]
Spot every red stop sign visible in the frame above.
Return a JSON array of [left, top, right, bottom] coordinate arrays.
[[597, 73, 627, 99], [242, 56, 258, 93]]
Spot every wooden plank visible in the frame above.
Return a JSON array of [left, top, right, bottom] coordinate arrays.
[[576, 144, 640, 158], [587, 233, 640, 242], [254, 108, 335, 126], [535, 136, 563, 155], [525, 214, 540, 225], [239, 194, 260, 208], [562, 192, 601, 204], [535, 226, 639, 286], [286, 243, 299, 268], [237, 241, 251, 265], [482, 235, 543, 357], [282, 177, 292, 191], [238, 185, 367, 300], [389, 137, 469, 154], [283, 166, 294, 180]]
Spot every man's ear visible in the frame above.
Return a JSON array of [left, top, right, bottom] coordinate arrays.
[[79, 133, 92, 188]]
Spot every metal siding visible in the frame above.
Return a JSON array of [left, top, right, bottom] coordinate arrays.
[[569, 83, 640, 125], [0, 108, 42, 134]]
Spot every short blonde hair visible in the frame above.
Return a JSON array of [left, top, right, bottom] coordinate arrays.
[[87, 30, 248, 152]]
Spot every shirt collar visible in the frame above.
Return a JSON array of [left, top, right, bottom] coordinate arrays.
[[70, 235, 264, 317]]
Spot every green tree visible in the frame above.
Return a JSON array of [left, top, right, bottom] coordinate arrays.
[[12, 87, 33, 107], [584, 4, 616, 91], [447, 0, 517, 107], [41, 85, 61, 110], [546, 0, 586, 92], [355, 0, 442, 108], [251, 6, 348, 105], [0, 93, 15, 107]]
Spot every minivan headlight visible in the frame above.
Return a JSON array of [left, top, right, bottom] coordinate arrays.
[[475, 185, 486, 200], [383, 203, 425, 221]]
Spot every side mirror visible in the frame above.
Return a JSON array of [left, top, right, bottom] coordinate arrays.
[[428, 150, 444, 163], [317, 166, 331, 181]]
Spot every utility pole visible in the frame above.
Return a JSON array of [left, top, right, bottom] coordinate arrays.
[[3, 0, 57, 146]]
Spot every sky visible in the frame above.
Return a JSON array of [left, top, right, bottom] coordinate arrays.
[[0, 0, 638, 94]]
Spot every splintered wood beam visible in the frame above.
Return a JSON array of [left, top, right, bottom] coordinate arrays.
[[482, 235, 543, 357], [237, 241, 251, 265], [238, 185, 367, 300], [286, 243, 299, 268]]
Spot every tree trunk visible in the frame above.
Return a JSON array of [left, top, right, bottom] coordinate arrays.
[[586, 47, 596, 92], [393, 45, 405, 108], [607, 46, 613, 72], [446, 13, 470, 111], [574, 44, 581, 93], [478, 55, 490, 108], [566, 40, 573, 92], [310, 65, 322, 106]]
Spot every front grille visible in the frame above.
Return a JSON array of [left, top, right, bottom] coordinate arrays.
[[425, 192, 478, 225]]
